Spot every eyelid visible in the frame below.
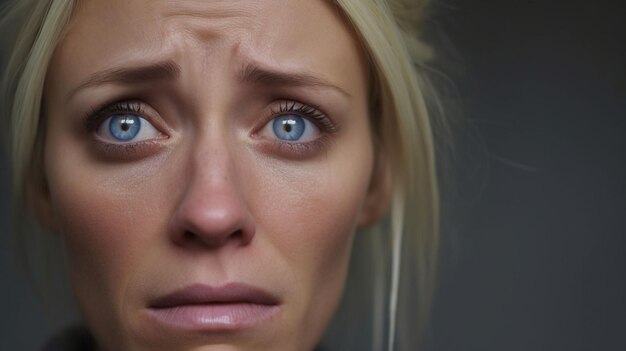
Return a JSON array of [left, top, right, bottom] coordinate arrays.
[[85, 100, 142, 129], [264, 100, 337, 133], [84, 100, 170, 138]]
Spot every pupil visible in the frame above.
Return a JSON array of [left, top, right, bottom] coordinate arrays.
[[121, 122, 130, 132], [284, 124, 292, 133]]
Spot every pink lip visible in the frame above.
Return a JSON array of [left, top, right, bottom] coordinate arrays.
[[147, 283, 281, 332]]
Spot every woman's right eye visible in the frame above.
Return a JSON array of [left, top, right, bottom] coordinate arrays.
[[95, 113, 162, 144]]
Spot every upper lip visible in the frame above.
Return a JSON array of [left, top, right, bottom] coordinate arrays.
[[149, 283, 280, 309]]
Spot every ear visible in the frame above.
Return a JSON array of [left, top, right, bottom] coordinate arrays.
[[357, 147, 392, 228], [25, 168, 60, 234]]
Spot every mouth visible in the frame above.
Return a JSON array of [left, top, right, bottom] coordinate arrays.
[[146, 283, 281, 332]]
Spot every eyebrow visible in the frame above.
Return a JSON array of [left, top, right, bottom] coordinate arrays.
[[67, 60, 350, 99], [67, 60, 181, 99], [238, 63, 351, 98]]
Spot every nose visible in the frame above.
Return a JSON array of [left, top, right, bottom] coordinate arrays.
[[168, 145, 256, 250]]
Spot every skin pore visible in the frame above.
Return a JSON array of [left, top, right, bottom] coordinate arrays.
[[40, 0, 391, 350]]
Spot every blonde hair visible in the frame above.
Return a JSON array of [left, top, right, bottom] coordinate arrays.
[[0, 0, 440, 350]]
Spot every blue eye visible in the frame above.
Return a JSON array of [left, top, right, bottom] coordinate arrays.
[[273, 115, 306, 141], [265, 114, 320, 142], [97, 114, 161, 143], [109, 115, 140, 141]]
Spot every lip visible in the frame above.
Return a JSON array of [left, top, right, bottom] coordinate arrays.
[[146, 283, 281, 332]]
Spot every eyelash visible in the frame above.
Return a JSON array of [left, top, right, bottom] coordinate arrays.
[[259, 100, 337, 157], [272, 100, 337, 132], [84, 100, 144, 131]]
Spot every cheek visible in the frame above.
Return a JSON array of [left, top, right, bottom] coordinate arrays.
[[44, 134, 171, 329], [249, 143, 374, 335], [257, 166, 364, 275]]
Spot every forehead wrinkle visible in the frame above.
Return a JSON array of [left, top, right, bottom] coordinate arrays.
[[161, 0, 260, 20], [159, 0, 263, 52]]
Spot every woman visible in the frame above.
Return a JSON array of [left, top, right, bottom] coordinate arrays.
[[0, 0, 440, 350]]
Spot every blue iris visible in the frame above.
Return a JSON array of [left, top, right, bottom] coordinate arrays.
[[109, 115, 141, 141], [272, 115, 306, 141]]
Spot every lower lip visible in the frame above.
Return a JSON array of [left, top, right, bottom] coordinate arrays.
[[147, 303, 280, 331]]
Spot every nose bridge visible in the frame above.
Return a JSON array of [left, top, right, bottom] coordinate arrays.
[[193, 127, 236, 187], [169, 124, 255, 249]]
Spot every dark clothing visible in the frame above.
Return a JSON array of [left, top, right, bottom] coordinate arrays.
[[41, 324, 95, 351]]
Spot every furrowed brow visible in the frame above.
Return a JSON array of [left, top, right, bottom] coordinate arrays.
[[67, 60, 181, 100], [238, 63, 351, 98]]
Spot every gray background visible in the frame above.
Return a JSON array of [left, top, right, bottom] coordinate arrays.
[[1, 0, 625, 350]]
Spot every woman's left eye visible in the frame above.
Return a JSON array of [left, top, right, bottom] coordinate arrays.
[[261, 114, 320, 142], [96, 114, 162, 143]]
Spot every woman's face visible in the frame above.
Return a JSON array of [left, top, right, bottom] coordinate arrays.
[[42, 0, 388, 350]]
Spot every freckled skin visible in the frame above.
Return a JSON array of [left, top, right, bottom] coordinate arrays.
[[41, 1, 388, 350]]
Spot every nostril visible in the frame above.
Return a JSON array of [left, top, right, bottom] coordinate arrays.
[[182, 231, 196, 242], [174, 224, 254, 249], [168, 212, 256, 249]]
